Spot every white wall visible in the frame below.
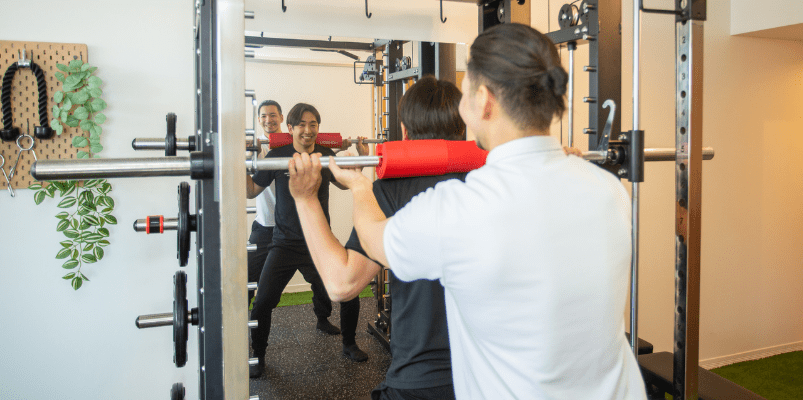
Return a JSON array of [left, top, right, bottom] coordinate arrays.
[[731, 0, 803, 37]]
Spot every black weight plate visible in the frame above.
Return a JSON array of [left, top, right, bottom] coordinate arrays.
[[177, 182, 190, 267], [173, 270, 188, 368], [165, 113, 177, 156], [170, 382, 185, 400]]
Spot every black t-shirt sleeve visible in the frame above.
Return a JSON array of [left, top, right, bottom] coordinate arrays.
[[251, 148, 280, 188]]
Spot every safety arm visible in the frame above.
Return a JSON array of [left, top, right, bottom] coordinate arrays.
[[295, 196, 381, 302]]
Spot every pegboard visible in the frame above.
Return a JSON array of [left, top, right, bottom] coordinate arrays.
[[0, 41, 88, 190]]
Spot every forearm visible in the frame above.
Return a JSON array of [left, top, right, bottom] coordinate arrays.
[[351, 184, 390, 267], [295, 197, 377, 301]]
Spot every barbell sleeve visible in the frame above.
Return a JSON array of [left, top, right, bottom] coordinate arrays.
[[135, 313, 174, 329], [580, 147, 715, 163], [32, 157, 193, 180], [248, 282, 257, 290], [251, 155, 381, 170], [132, 138, 195, 151]]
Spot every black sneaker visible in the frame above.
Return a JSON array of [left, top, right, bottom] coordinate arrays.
[[342, 343, 369, 362], [249, 354, 265, 379], [316, 319, 341, 335]]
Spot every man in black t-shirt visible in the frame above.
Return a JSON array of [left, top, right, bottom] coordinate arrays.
[[246, 103, 369, 379], [287, 77, 465, 400]]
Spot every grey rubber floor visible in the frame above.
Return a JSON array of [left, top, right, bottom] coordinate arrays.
[[249, 297, 391, 400]]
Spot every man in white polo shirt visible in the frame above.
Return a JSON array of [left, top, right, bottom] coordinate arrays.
[[310, 23, 647, 399]]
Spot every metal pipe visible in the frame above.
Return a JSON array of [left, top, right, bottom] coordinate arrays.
[[247, 282, 257, 290], [244, 10, 254, 19], [133, 218, 180, 232], [630, 0, 643, 357], [32, 157, 192, 180], [246, 206, 256, 214], [247, 244, 257, 252], [383, 47, 390, 140], [132, 137, 385, 151], [135, 313, 174, 329], [567, 43, 576, 147], [581, 147, 714, 163], [248, 320, 258, 329]]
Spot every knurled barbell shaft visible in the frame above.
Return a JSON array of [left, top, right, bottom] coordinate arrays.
[[132, 137, 385, 151], [132, 207, 255, 232]]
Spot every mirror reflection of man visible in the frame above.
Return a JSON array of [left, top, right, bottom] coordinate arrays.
[[246, 103, 370, 379]]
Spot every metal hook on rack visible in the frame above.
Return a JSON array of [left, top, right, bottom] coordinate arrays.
[[17, 49, 31, 68], [440, 0, 447, 23], [281, 0, 287, 12], [365, 0, 372, 18]]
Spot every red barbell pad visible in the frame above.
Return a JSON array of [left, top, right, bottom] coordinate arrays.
[[267, 133, 344, 149], [375, 140, 488, 179]]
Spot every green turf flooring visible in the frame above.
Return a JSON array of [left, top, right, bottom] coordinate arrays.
[[276, 285, 373, 307]]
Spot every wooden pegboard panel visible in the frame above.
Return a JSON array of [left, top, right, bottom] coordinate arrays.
[[0, 41, 88, 190]]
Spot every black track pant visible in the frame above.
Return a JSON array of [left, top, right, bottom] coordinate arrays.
[[250, 244, 360, 356]]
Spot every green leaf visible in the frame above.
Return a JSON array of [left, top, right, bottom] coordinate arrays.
[[84, 179, 100, 188], [101, 207, 113, 213], [103, 215, 117, 225], [63, 259, 79, 269], [56, 211, 69, 219], [80, 273, 90, 281], [90, 144, 103, 154], [91, 125, 102, 137], [73, 107, 89, 120], [81, 254, 97, 263], [72, 136, 89, 148], [103, 196, 115, 208], [82, 190, 95, 204], [62, 272, 76, 280], [83, 243, 95, 251], [65, 115, 80, 128], [94, 113, 107, 124], [100, 182, 111, 193], [89, 136, 100, 146], [71, 218, 79, 229], [80, 120, 94, 133], [87, 76, 102, 88], [46, 183, 57, 197], [34, 190, 46, 205], [60, 240, 73, 248], [79, 220, 90, 229], [71, 249, 79, 259], [60, 110, 69, 121], [98, 239, 110, 247], [62, 184, 76, 197], [56, 63, 69, 72], [77, 151, 89, 159], [91, 98, 106, 112], [57, 196, 77, 208], [65, 74, 82, 88], [98, 227, 110, 237], [54, 91, 64, 103], [63, 230, 79, 239], [56, 248, 72, 259], [86, 66, 97, 74], [55, 124, 64, 136], [81, 63, 92, 71], [61, 83, 77, 93], [84, 233, 103, 243], [69, 59, 84, 69], [56, 219, 70, 232], [89, 87, 103, 98], [55, 72, 66, 83], [72, 277, 83, 290], [84, 215, 101, 226], [94, 246, 104, 260], [73, 91, 90, 106], [50, 118, 60, 130], [29, 183, 42, 190]]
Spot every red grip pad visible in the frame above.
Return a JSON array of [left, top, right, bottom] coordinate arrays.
[[375, 140, 488, 179], [268, 133, 344, 149]]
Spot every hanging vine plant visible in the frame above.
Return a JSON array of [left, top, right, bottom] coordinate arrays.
[[28, 59, 115, 290]]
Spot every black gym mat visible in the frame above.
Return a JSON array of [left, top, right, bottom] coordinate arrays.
[[249, 297, 392, 400]]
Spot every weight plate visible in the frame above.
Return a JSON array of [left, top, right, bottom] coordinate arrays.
[[170, 382, 185, 400], [173, 271, 188, 368], [177, 182, 190, 267], [165, 113, 177, 156]]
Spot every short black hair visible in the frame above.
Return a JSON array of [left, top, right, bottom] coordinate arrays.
[[258, 100, 282, 115], [398, 75, 465, 141], [467, 23, 567, 131], [286, 103, 321, 127]]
